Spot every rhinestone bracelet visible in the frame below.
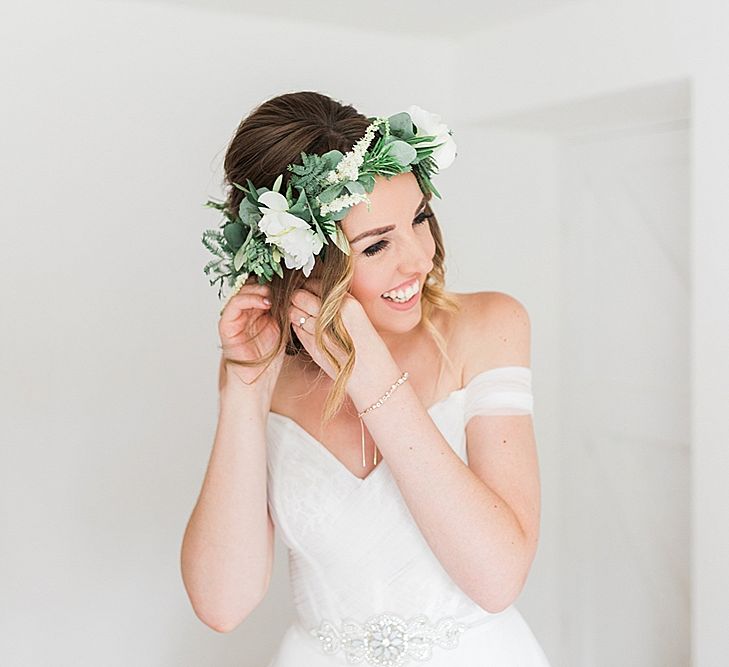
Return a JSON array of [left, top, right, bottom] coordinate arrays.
[[356, 371, 409, 467]]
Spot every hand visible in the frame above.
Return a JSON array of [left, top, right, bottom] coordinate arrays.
[[289, 278, 382, 382], [218, 277, 284, 385]]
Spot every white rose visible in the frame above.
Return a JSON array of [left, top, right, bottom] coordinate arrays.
[[257, 191, 324, 277], [406, 105, 457, 170]]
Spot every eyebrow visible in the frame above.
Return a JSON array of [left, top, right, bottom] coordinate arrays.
[[349, 196, 427, 244]]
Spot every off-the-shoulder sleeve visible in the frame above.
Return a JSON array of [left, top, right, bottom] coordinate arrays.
[[463, 366, 533, 423]]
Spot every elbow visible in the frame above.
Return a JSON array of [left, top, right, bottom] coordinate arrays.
[[193, 603, 258, 634], [187, 571, 271, 634], [473, 573, 527, 615], [204, 615, 245, 634], [478, 588, 521, 615]]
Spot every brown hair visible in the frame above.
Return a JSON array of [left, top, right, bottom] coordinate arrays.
[[221, 91, 459, 424]]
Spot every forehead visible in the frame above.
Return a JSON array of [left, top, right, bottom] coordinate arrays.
[[340, 172, 424, 234]]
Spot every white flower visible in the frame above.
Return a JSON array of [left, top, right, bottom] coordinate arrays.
[[325, 119, 382, 184], [319, 192, 371, 216], [406, 105, 457, 170], [257, 190, 324, 277]]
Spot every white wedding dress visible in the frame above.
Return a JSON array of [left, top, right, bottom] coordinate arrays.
[[264, 365, 551, 666]]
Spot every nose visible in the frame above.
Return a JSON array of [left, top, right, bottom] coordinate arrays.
[[397, 235, 434, 277]]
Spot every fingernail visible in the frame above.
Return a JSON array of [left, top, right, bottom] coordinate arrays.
[[263, 298, 271, 305]]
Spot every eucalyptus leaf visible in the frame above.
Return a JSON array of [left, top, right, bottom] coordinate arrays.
[[359, 173, 376, 192], [223, 222, 245, 250], [387, 112, 415, 140], [238, 198, 260, 226], [344, 180, 366, 195], [320, 149, 344, 171], [386, 140, 417, 167], [317, 182, 344, 204]]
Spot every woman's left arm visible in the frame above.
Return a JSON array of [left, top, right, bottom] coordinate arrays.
[[346, 292, 540, 615]]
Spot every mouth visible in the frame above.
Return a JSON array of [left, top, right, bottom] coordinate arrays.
[[381, 277, 420, 304]]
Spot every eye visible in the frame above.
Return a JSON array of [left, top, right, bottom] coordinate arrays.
[[362, 212, 432, 257]]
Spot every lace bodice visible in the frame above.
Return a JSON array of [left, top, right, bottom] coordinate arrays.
[[264, 366, 533, 636]]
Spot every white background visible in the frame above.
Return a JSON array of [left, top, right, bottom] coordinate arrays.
[[1, 1, 727, 665]]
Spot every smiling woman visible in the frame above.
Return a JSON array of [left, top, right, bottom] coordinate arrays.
[[181, 90, 551, 667], [202, 92, 460, 425]]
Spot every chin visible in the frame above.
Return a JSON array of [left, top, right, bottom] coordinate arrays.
[[370, 303, 422, 333]]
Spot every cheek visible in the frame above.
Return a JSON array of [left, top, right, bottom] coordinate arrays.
[[348, 271, 384, 303], [426, 234, 436, 258]]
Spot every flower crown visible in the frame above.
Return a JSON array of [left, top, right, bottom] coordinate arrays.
[[201, 105, 456, 309]]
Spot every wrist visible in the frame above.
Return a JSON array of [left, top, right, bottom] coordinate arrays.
[[348, 346, 403, 413], [219, 377, 272, 417]]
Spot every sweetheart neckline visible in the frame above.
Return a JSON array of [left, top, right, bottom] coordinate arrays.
[[267, 365, 530, 485]]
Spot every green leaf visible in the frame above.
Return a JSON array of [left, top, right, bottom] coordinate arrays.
[[320, 150, 344, 171], [330, 207, 349, 222], [201, 229, 230, 258], [386, 140, 417, 167], [408, 134, 439, 145], [233, 243, 248, 271], [244, 178, 260, 206], [203, 258, 225, 275], [288, 188, 310, 220], [238, 197, 260, 227], [223, 222, 245, 250], [272, 173, 283, 193], [310, 214, 327, 244], [387, 112, 415, 140], [359, 173, 376, 192], [317, 182, 344, 204], [345, 181, 366, 195], [330, 226, 351, 256]]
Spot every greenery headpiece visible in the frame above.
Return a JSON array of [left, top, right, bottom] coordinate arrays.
[[202, 105, 457, 309]]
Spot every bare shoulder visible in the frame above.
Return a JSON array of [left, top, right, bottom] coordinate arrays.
[[452, 291, 532, 384]]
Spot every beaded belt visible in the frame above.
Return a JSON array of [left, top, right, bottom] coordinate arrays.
[[309, 612, 468, 666]]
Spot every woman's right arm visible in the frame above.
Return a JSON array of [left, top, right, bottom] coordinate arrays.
[[180, 282, 283, 632], [180, 369, 274, 632]]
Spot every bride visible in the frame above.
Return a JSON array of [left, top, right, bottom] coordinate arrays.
[[181, 90, 550, 666]]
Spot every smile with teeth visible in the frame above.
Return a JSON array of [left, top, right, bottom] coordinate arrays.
[[382, 278, 420, 303]]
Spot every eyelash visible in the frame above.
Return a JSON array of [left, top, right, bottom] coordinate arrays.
[[362, 212, 432, 257]]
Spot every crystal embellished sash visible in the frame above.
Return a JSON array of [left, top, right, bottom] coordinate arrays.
[[310, 612, 468, 666]]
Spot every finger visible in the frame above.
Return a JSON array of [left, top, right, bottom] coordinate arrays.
[[234, 282, 272, 297], [291, 289, 321, 317], [221, 291, 272, 321], [289, 305, 315, 336]]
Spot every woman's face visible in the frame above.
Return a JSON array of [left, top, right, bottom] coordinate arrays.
[[340, 172, 436, 338]]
